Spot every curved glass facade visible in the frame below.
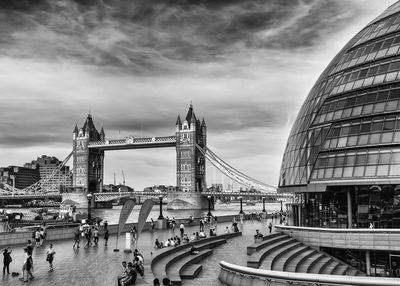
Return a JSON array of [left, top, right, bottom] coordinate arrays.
[[279, 2, 400, 188], [277, 2, 400, 234]]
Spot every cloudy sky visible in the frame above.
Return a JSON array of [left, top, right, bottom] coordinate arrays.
[[0, 0, 397, 191]]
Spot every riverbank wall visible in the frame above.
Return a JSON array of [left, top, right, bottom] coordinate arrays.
[[0, 214, 264, 247]]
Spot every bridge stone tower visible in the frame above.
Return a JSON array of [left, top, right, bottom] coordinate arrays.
[[66, 114, 105, 208], [168, 104, 208, 210]]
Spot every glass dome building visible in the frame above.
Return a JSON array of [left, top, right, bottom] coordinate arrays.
[[279, 2, 400, 229]]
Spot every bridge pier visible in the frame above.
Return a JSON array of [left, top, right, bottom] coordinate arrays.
[[167, 191, 214, 210]]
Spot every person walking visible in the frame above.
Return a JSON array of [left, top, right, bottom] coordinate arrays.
[[46, 244, 56, 272], [20, 248, 34, 282], [179, 223, 185, 237], [104, 229, 109, 246], [34, 228, 41, 247], [93, 228, 99, 246], [151, 218, 155, 231], [73, 228, 80, 248], [3, 247, 12, 275], [199, 219, 204, 232], [130, 226, 137, 249], [268, 222, 273, 234]]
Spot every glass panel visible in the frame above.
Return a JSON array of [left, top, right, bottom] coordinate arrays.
[[347, 136, 358, 146], [337, 137, 347, 148], [356, 153, 367, 165], [369, 133, 381, 144], [392, 152, 400, 164], [333, 168, 343, 178], [358, 134, 368, 145], [379, 152, 391, 164], [354, 166, 365, 176], [381, 132, 393, 143], [389, 164, 400, 176], [324, 168, 333, 178], [377, 165, 389, 176], [345, 155, 356, 166], [367, 153, 379, 164], [343, 167, 353, 177], [365, 165, 376, 176], [362, 104, 374, 114]]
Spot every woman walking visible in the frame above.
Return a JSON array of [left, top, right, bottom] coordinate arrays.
[[3, 247, 12, 275], [46, 244, 56, 272]]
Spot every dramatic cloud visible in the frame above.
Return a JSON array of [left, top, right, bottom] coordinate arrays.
[[0, 0, 396, 190]]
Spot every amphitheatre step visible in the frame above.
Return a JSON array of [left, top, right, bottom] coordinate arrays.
[[296, 252, 324, 273], [322, 260, 340, 275], [285, 248, 317, 272], [260, 241, 302, 270], [308, 256, 331, 274], [247, 233, 287, 255], [278, 245, 309, 271], [180, 263, 203, 279], [247, 237, 294, 268], [152, 239, 226, 280], [331, 264, 349, 275], [151, 232, 241, 282], [167, 249, 213, 285]]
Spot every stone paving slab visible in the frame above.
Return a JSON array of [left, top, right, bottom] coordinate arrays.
[[1, 218, 275, 286]]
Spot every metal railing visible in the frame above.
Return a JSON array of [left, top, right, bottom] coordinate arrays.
[[219, 261, 400, 286]]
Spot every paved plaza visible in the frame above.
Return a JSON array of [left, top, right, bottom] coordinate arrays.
[[1, 217, 277, 286]]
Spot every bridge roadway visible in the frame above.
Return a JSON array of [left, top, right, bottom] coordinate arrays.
[[0, 191, 292, 202], [93, 191, 292, 202], [88, 136, 176, 151]]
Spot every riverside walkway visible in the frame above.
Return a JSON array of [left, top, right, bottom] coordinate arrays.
[[1, 217, 276, 286]]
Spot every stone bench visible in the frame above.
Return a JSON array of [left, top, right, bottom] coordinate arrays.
[[151, 232, 241, 282], [180, 264, 203, 279], [168, 249, 213, 285]]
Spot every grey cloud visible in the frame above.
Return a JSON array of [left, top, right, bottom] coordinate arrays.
[[0, 0, 365, 73]]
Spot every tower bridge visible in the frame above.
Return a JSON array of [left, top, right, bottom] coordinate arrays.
[[0, 104, 287, 210]]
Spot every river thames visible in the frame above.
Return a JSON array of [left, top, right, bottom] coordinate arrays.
[[3, 202, 282, 224]]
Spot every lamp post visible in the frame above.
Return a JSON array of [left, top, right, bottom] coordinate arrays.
[[280, 200, 283, 213], [158, 195, 164, 219], [86, 193, 93, 222], [262, 197, 266, 213], [207, 196, 212, 217], [239, 196, 244, 214]]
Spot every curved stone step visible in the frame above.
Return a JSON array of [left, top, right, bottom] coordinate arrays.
[[247, 233, 288, 255], [331, 264, 349, 275], [247, 237, 294, 268], [152, 239, 226, 279], [167, 249, 213, 285], [261, 241, 302, 270], [285, 249, 316, 272], [180, 264, 203, 279], [296, 252, 324, 273], [279, 245, 310, 271], [308, 256, 331, 274], [322, 260, 340, 275]]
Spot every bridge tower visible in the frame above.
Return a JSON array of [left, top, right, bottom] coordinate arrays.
[[168, 104, 209, 209], [66, 114, 105, 208]]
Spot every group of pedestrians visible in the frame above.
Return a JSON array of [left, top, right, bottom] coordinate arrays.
[[73, 221, 109, 249], [117, 249, 144, 286], [32, 224, 46, 247], [2, 238, 56, 282]]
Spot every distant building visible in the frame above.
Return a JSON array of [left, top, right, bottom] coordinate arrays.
[[25, 155, 72, 192], [103, 184, 134, 192], [0, 166, 40, 189], [209, 184, 223, 192], [143, 185, 176, 192]]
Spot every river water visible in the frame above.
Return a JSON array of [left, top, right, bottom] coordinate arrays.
[[3, 202, 282, 225]]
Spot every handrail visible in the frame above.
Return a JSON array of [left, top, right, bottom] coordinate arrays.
[[219, 261, 400, 286], [276, 225, 400, 234]]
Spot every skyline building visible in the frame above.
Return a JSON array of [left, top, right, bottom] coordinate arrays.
[[24, 155, 72, 192]]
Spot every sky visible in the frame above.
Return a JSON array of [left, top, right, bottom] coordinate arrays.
[[0, 0, 397, 191]]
